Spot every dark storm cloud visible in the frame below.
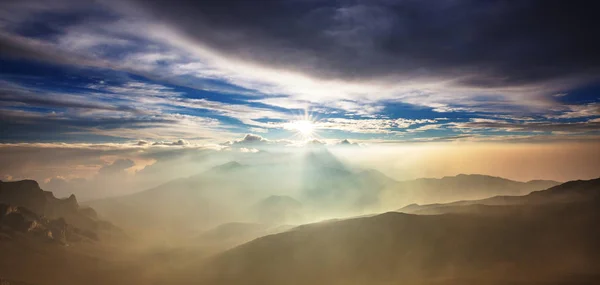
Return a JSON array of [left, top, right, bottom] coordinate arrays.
[[0, 32, 103, 67], [0, 0, 119, 68], [133, 0, 600, 87]]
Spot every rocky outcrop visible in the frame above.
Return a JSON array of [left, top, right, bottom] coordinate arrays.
[[0, 203, 92, 244], [0, 180, 79, 219], [78, 207, 98, 219], [0, 180, 123, 243]]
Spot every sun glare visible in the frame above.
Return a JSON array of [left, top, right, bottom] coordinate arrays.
[[286, 120, 315, 139]]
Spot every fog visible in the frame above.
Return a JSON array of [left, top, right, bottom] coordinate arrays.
[[1, 139, 600, 285], [2, 138, 598, 240], [2, 140, 599, 202]]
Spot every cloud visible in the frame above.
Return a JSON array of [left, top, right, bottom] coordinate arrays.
[[0, 78, 297, 140], [449, 118, 600, 134], [97, 158, 135, 175], [237, 134, 266, 144], [1, 0, 597, 118], [0, 0, 599, 144], [130, 0, 599, 86], [239, 147, 259, 153], [0, 80, 145, 114], [547, 103, 600, 119], [225, 134, 290, 147], [171, 97, 291, 128], [308, 118, 440, 134], [407, 124, 445, 133], [0, 80, 243, 141], [151, 139, 189, 146], [0, 141, 227, 199]]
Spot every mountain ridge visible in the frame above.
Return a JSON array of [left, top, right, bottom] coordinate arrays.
[[399, 177, 600, 215], [0, 180, 123, 242], [194, 177, 600, 285]]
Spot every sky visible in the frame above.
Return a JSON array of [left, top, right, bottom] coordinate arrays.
[[1, 0, 599, 191]]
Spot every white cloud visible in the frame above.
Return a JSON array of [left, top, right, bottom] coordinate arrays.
[[407, 124, 444, 132], [305, 118, 439, 134], [448, 118, 600, 134], [152, 139, 189, 146], [547, 103, 600, 119]]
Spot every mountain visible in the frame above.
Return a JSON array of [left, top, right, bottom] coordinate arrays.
[[86, 149, 561, 239], [87, 149, 396, 236], [399, 177, 600, 215], [0, 180, 122, 241], [197, 222, 294, 250], [380, 174, 560, 209], [0, 181, 199, 285], [0, 180, 79, 219], [193, 178, 600, 285], [86, 161, 269, 235], [1, 203, 97, 244], [251, 195, 303, 224]]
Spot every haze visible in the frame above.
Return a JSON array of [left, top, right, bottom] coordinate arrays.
[[1, 0, 599, 284]]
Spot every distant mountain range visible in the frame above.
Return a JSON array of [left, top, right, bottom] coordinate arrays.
[[193, 177, 600, 285], [0, 164, 598, 285], [399, 177, 600, 215], [382, 174, 559, 208], [86, 148, 390, 234], [85, 149, 560, 237]]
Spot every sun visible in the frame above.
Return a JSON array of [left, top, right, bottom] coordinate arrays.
[[285, 120, 316, 139]]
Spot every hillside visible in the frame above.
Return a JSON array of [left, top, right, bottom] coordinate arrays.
[[86, 148, 560, 238], [381, 174, 560, 208], [0, 180, 123, 242], [400, 177, 600, 215], [194, 178, 600, 285], [86, 149, 395, 235]]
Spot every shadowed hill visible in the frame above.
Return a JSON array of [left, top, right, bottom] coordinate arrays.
[[197, 222, 294, 250], [0, 180, 123, 241], [195, 190, 600, 285], [0, 180, 79, 219]]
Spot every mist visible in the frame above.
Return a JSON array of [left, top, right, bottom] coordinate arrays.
[[2, 140, 598, 201], [2, 0, 600, 283]]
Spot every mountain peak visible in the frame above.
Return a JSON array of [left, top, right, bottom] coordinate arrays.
[[0, 179, 41, 190], [0, 179, 82, 219], [211, 161, 244, 172], [258, 195, 302, 209], [303, 148, 347, 171]]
